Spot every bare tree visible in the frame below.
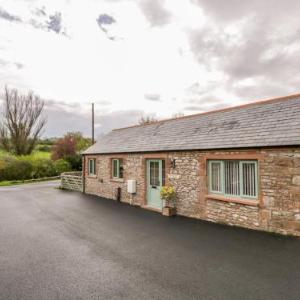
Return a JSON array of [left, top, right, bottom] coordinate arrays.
[[138, 115, 158, 125], [172, 112, 185, 118], [0, 87, 46, 155]]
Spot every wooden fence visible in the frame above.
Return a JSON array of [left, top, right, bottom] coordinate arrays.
[[60, 172, 83, 192]]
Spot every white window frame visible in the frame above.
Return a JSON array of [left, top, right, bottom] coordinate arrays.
[[208, 160, 258, 200], [112, 159, 123, 179], [209, 160, 224, 194], [88, 158, 96, 175]]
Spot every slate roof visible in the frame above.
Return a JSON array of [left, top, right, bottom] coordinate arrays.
[[83, 94, 300, 154]]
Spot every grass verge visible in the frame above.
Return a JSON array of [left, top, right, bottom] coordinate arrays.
[[0, 176, 60, 187]]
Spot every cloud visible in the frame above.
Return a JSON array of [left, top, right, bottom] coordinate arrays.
[[44, 100, 144, 137], [0, 59, 9, 67], [193, 0, 300, 22], [14, 62, 23, 69], [34, 7, 47, 17], [97, 14, 116, 26], [1, 0, 300, 127], [0, 59, 24, 70], [29, 8, 66, 35], [47, 12, 62, 34], [95, 100, 112, 106], [184, 102, 227, 113], [144, 93, 161, 102], [183, 105, 204, 111], [187, 0, 300, 104], [0, 7, 22, 23], [96, 13, 118, 40], [138, 0, 171, 26]]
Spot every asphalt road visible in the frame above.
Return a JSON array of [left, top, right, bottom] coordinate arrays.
[[0, 182, 300, 300]]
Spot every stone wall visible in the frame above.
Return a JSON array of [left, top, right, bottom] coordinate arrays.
[[84, 148, 300, 236], [84, 154, 145, 205], [259, 149, 300, 235], [205, 200, 260, 230], [61, 172, 83, 192]]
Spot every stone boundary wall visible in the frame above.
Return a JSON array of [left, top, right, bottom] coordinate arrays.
[[61, 172, 83, 192]]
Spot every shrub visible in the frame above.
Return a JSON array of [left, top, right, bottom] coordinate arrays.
[[160, 185, 176, 208], [12, 160, 33, 180], [53, 159, 71, 175], [52, 136, 76, 161], [0, 156, 33, 181], [0, 153, 66, 182], [51, 132, 90, 171], [65, 154, 82, 171], [0, 156, 13, 181], [30, 158, 56, 178]]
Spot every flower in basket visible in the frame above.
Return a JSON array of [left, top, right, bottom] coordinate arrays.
[[160, 185, 176, 208]]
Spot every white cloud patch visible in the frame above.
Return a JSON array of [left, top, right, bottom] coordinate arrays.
[[0, 0, 300, 137], [138, 0, 171, 27], [96, 13, 118, 40], [0, 7, 22, 22], [44, 100, 144, 137]]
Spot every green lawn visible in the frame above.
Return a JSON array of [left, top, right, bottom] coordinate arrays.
[[0, 180, 22, 187], [0, 150, 8, 156], [22, 151, 51, 159], [0, 150, 51, 159]]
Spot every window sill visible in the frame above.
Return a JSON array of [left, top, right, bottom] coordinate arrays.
[[110, 178, 124, 183], [87, 174, 97, 179], [205, 194, 259, 206]]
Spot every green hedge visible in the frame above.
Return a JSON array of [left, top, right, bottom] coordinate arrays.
[[0, 155, 71, 181]]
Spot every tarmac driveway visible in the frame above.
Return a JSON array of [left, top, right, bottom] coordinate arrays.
[[0, 181, 300, 300]]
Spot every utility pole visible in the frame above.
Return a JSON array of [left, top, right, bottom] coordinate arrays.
[[92, 103, 95, 144]]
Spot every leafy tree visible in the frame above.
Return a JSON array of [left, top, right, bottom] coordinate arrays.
[[65, 132, 92, 152], [51, 135, 76, 161], [51, 132, 91, 170], [0, 87, 46, 155]]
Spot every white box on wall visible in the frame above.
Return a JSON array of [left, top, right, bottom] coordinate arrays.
[[127, 180, 136, 194]]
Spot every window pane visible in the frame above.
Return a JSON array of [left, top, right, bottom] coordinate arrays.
[[156, 162, 159, 185], [150, 161, 159, 186], [113, 160, 118, 177], [242, 162, 257, 197], [119, 159, 123, 178], [162, 160, 165, 186], [150, 162, 155, 185], [211, 162, 222, 192], [89, 159, 95, 174], [224, 161, 240, 195]]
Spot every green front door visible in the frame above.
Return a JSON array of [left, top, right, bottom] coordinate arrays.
[[147, 159, 163, 210]]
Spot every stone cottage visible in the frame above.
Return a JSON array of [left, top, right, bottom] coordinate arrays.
[[83, 94, 300, 236]]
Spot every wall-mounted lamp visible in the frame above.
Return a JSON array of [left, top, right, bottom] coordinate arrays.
[[170, 159, 176, 168]]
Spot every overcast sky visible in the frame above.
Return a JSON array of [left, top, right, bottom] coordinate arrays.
[[0, 0, 300, 137]]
